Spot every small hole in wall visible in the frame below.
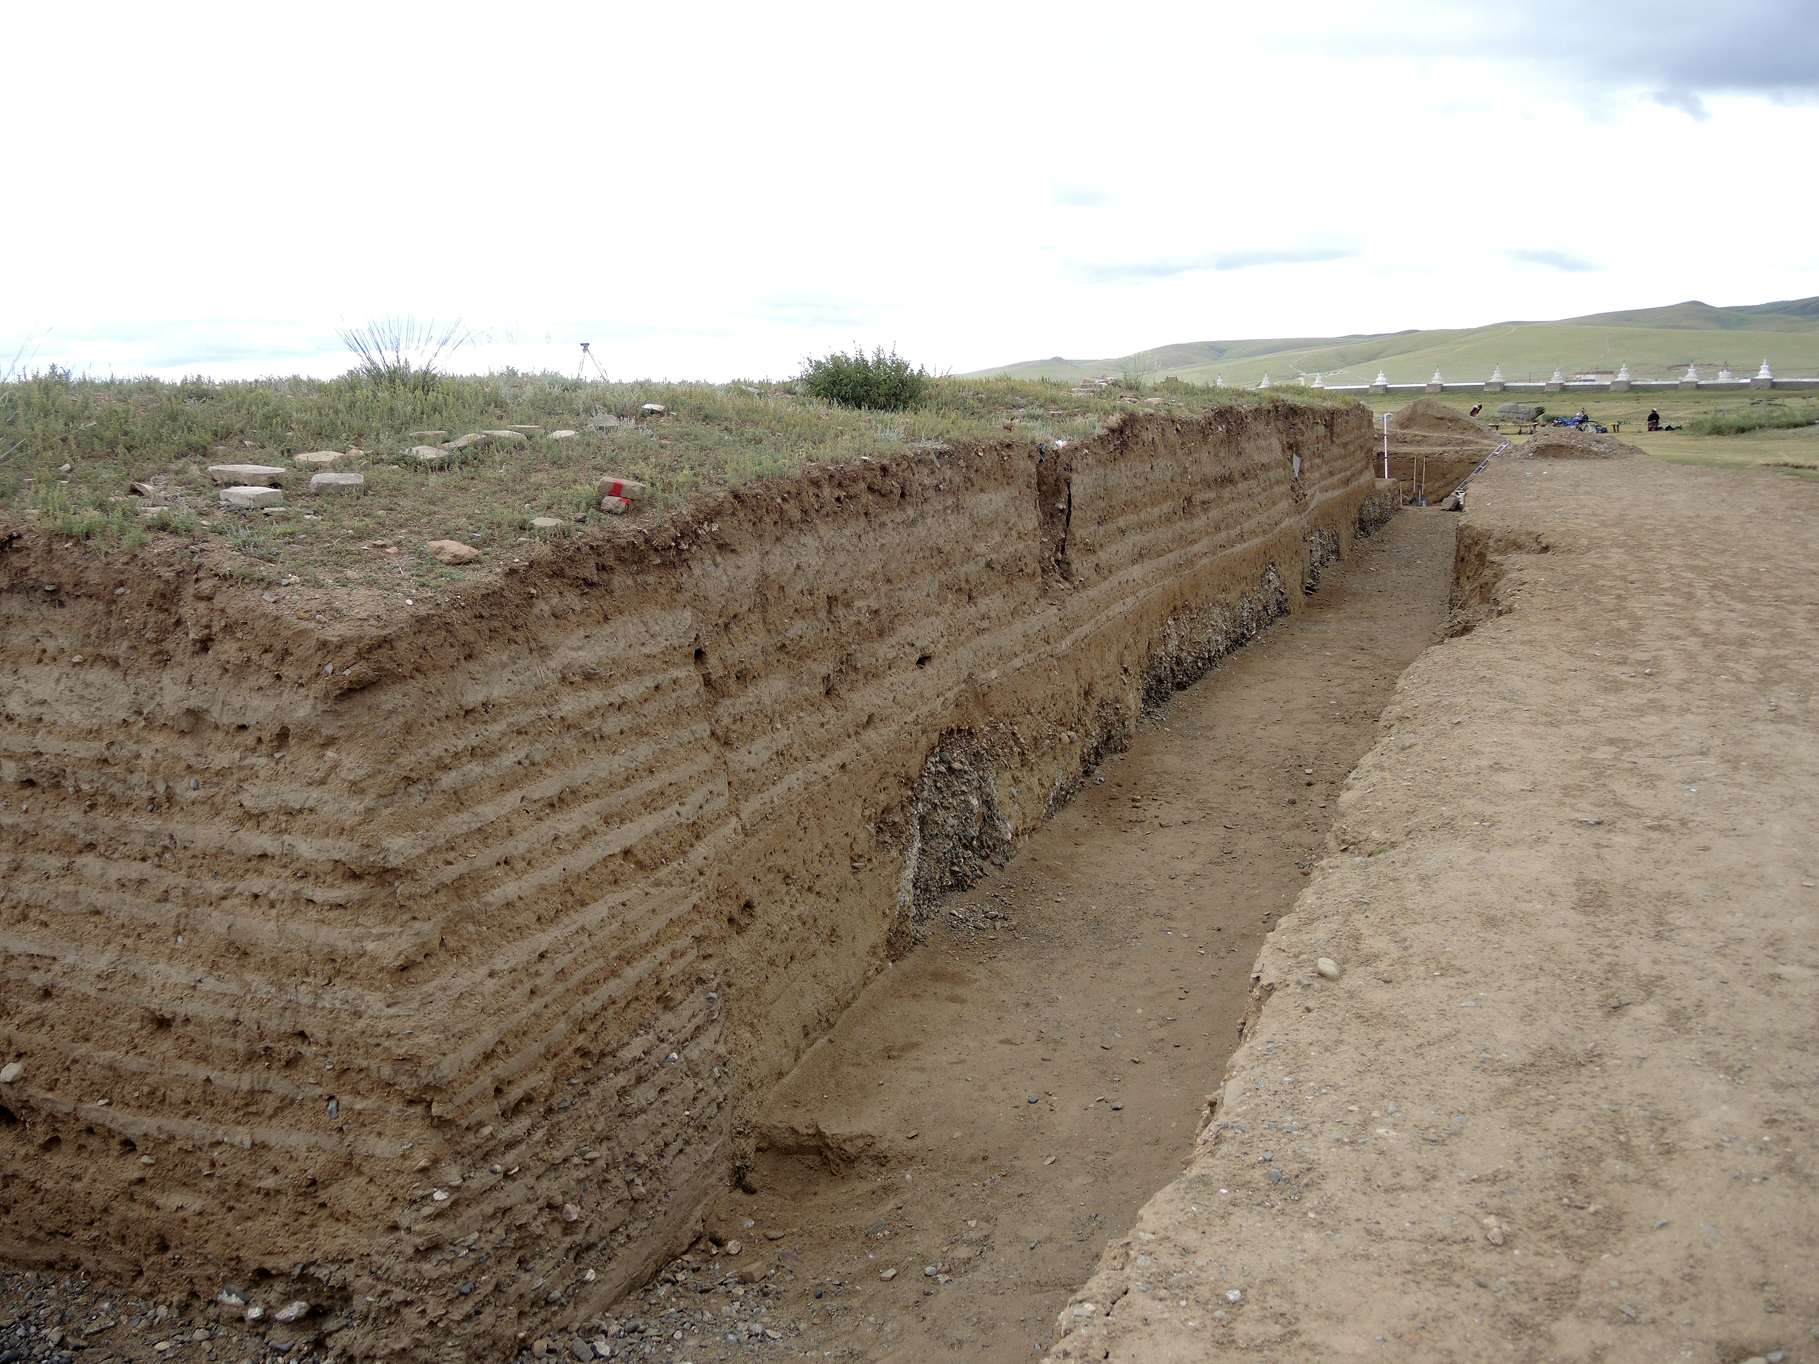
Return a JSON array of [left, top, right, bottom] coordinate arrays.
[[693, 648, 706, 664], [916, 654, 931, 668]]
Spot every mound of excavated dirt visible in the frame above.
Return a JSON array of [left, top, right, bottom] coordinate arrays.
[[1509, 425, 1646, 459], [1386, 396, 1501, 445], [1380, 400, 1504, 502]]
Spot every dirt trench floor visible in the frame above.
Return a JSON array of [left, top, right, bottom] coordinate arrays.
[[571, 511, 1457, 1364]]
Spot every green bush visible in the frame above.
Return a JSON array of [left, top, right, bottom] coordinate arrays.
[[799, 346, 928, 411]]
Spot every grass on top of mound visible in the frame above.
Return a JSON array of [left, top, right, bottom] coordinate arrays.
[[0, 368, 1351, 591]]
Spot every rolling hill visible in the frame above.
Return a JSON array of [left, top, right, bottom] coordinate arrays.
[[969, 296, 1819, 388]]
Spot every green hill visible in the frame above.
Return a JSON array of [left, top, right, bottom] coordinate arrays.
[[970, 297, 1819, 389]]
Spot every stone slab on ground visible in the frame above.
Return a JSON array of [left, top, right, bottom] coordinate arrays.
[[294, 451, 348, 466], [206, 464, 288, 486], [1050, 457, 1819, 1363], [308, 472, 364, 493], [219, 486, 283, 508]]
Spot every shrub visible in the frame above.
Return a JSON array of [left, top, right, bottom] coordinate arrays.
[[337, 315, 470, 391], [799, 346, 928, 411]]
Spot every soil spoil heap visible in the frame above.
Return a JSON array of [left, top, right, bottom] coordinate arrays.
[[1383, 397, 1505, 502], [0, 404, 1393, 1360]]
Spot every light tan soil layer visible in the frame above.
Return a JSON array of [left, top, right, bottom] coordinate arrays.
[[1050, 456, 1819, 1362], [0, 404, 1391, 1358]]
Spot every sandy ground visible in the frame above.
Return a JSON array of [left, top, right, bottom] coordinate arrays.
[[1051, 456, 1819, 1362], [536, 510, 1455, 1364]]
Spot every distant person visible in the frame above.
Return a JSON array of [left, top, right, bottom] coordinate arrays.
[[1647, 408, 1661, 431], [1468, 403, 1483, 418]]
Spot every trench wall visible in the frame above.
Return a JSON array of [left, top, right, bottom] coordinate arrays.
[[0, 403, 1390, 1358]]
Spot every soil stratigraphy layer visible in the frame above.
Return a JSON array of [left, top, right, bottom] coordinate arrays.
[[1052, 456, 1819, 1362], [0, 404, 1390, 1359]]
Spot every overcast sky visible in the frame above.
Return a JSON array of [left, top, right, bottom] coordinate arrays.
[[5, 0, 1815, 383]]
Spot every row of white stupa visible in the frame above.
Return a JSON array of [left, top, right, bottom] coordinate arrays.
[[1249, 360, 1782, 389]]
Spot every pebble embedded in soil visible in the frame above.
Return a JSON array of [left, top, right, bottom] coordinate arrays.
[[531, 517, 564, 530], [1316, 957, 1342, 979], [0, 1062, 22, 1083]]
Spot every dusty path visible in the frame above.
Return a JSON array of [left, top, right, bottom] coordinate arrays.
[[572, 511, 1458, 1363], [1052, 457, 1819, 1363]]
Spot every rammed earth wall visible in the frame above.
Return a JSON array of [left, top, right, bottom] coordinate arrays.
[[0, 403, 1393, 1359]]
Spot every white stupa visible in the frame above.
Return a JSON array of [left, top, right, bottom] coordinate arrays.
[[1616, 363, 1630, 381], [1551, 368, 1565, 383], [1431, 368, 1444, 384], [1757, 358, 1774, 380], [1718, 366, 1734, 381], [1310, 373, 1324, 387], [1375, 371, 1388, 385], [1490, 364, 1504, 382], [1258, 372, 1271, 389], [1684, 363, 1700, 381]]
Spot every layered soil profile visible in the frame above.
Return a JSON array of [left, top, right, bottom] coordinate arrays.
[[0, 403, 1393, 1359]]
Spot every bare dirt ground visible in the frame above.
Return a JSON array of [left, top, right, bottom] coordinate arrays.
[[1052, 456, 1819, 1362], [538, 511, 1455, 1364]]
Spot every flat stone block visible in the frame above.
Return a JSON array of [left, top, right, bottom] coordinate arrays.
[[310, 472, 366, 493], [549, 430, 579, 441], [294, 451, 348, 467], [220, 486, 284, 508], [207, 464, 288, 486], [597, 474, 647, 500], [410, 446, 447, 463], [530, 517, 564, 530], [483, 429, 530, 443]]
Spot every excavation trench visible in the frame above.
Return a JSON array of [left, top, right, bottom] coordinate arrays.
[[611, 509, 1457, 1363]]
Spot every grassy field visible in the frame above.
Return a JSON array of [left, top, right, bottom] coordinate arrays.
[[1360, 389, 1819, 482], [973, 296, 1819, 389], [0, 369, 1350, 593]]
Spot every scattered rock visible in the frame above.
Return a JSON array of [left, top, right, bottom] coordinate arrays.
[[444, 433, 494, 452], [600, 495, 632, 515], [597, 473, 647, 500], [0, 1061, 23, 1083], [207, 464, 287, 487], [1316, 957, 1342, 980], [1109, 1100, 1124, 1111], [129, 481, 158, 497], [764, 1229, 787, 1240], [1482, 1217, 1506, 1246], [483, 429, 530, 443], [409, 430, 448, 440], [508, 425, 544, 435], [642, 403, 667, 415], [570, 1338, 594, 1362], [550, 429, 579, 440], [724, 1239, 743, 1256], [1225, 1289, 1243, 1303], [427, 540, 481, 564], [879, 1268, 897, 1281], [409, 446, 447, 462], [294, 451, 348, 466], [531, 517, 564, 531], [562, 1203, 581, 1222], [310, 472, 365, 494], [220, 486, 283, 509], [244, 1306, 265, 1323]]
